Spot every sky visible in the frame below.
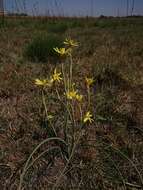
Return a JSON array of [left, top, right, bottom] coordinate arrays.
[[4, 0, 143, 17]]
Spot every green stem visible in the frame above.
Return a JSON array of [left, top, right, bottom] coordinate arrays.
[[87, 87, 91, 109], [78, 103, 83, 123], [61, 63, 67, 92], [69, 54, 73, 88], [42, 90, 57, 136], [69, 101, 76, 154], [42, 90, 48, 117]]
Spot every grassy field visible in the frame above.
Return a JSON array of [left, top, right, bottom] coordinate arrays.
[[0, 16, 143, 190]]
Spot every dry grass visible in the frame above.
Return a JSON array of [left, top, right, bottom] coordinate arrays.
[[0, 17, 143, 190]]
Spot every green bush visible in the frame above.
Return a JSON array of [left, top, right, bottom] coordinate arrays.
[[0, 18, 7, 28], [47, 22, 68, 33], [68, 20, 84, 28], [24, 33, 63, 62], [94, 19, 118, 29]]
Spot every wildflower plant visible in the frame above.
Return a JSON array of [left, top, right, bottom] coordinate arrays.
[[18, 38, 95, 190]]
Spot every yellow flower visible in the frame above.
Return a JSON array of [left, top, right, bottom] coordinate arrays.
[[53, 47, 71, 56], [64, 38, 79, 47], [35, 79, 53, 87], [66, 83, 83, 101], [47, 114, 54, 121], [83, 111, 94, 123], [76, 94, 83, 102], [52, 68, 62, 82], [85, 77, 94, 87], [66, 90, 77, 100]]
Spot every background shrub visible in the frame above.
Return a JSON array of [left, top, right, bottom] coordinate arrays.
[[24, 33, 63, 62], [47, 22, 68, 33], [69, 20, 84, 28]]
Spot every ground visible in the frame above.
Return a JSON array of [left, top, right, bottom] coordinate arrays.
[[0, 16, 143, 189]]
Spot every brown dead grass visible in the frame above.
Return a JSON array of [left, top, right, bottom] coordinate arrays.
[[0, 17, 143, 189]]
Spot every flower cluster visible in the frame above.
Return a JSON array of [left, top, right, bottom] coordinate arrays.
[[54, 38, 78, 57], [65, 83, 83, 102], [35, 68, 62, 88], [66, 89, 83, 102], [35, 38, 94, 125]]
